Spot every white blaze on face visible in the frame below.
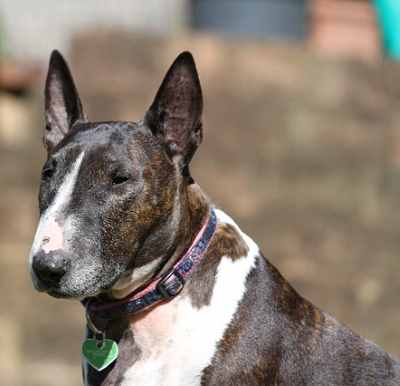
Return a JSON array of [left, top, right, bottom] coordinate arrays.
[[29, 152, 85, 265]]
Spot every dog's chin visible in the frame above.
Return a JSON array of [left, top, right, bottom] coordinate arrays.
[[44, 273, 125, 300], [44, 285, 102, 300], [35, 277, 105, 299], [32, 266, 128, 300]]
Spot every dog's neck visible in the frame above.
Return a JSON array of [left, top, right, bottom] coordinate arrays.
[[109, 182, 210, 300], [157, 182, 210, 277], [84, 183, 212, 385]]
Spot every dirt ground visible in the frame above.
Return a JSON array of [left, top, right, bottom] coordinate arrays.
[[1, 32, 399, 386]]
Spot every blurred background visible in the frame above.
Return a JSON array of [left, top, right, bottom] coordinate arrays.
[[0, 0, 400, 385]]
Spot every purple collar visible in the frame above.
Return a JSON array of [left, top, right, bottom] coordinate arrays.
[[84, 208, 217, 324]]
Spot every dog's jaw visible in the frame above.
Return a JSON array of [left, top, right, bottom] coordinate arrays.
[[111, 257, 164, 299]]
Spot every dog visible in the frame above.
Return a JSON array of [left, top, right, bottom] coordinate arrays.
[[29, 50, 400, 386]]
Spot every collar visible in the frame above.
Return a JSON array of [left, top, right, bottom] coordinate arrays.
[[84, 208, 217, 325]]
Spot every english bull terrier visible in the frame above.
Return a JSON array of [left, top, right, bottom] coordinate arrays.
[[29, 50, 400, 386]]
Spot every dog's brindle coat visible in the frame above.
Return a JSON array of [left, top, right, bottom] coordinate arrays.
[[29, 51, 400, 386]]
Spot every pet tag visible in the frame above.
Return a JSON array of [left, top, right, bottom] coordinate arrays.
[[82, 338, 119, 371]]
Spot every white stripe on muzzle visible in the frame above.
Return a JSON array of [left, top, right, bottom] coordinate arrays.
[[29, 152, 85, 267]]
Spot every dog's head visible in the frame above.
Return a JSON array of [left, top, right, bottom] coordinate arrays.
[[29, 51, 203, 299]]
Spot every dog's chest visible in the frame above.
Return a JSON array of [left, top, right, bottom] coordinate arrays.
[[120, 251, 257, 385], [122, 297, 214, 386]]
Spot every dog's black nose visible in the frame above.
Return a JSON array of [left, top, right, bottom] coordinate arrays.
[[32, 251, 68, 288]]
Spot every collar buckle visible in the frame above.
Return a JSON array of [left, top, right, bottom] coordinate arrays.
[[156, 269, 185, 300]]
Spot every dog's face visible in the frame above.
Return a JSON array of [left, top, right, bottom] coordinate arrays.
[[29, 51, 203, 298]]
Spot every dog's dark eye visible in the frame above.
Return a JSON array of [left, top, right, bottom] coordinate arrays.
[[42, 167, 55, 180], [111, 174, 129, 185], [42, 158, 57, 181]]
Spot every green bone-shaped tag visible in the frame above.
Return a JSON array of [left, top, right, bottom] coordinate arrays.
[[82, 338, 119, 371]]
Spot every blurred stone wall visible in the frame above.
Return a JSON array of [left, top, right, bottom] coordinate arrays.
[[1, 32, 399, 385]]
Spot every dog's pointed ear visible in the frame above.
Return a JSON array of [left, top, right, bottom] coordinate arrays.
[[44, 50, 86, 152], [145, 51, 203, 170]]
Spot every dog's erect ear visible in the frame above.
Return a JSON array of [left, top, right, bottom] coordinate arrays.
[[145, 51, 203, 170], [44, 50, 85, 152]]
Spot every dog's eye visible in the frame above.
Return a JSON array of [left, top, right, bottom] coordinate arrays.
[[42, 167, 55, 180], [111, 174, 129, 186], [42, 158, 57, 181]]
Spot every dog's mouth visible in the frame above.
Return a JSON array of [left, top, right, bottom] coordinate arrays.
[[31, 258, 129, 301], [39, 281, 104, 300], [46, 287, 101, 300]]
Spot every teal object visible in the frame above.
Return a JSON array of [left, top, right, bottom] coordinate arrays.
[[374, 0, 400, 59]]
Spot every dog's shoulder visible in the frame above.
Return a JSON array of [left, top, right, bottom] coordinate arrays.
[[200, 210, 400, 386]]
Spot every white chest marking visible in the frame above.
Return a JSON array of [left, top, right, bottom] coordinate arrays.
[[120, 209, 259, 386], [29, 152, 85, 269]]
